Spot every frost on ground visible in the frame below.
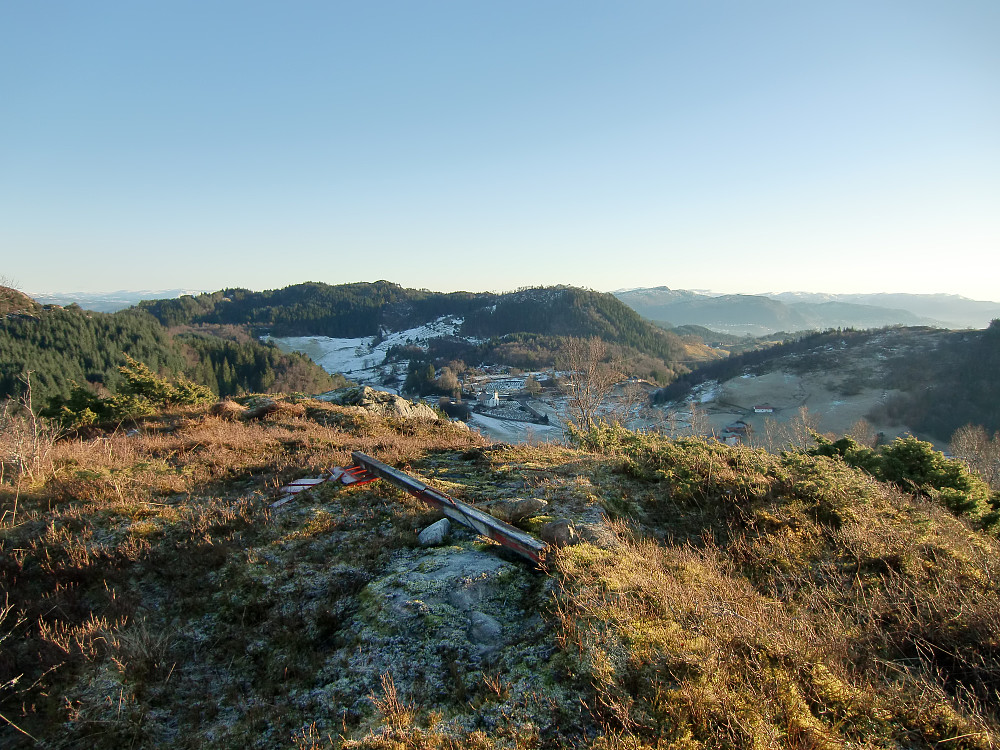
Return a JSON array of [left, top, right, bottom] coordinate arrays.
[[468, 412, 563, 444]]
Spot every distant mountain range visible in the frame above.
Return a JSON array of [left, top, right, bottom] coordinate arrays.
[[615, 288, 1000, 335], [29, 289, 208, 313]]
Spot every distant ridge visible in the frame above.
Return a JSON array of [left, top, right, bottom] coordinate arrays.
[[765, 291, 1000, 329], [29, 289, 210, 313], [615, 287, 1000, 334]]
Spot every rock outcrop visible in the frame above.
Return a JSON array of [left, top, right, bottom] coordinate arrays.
[[315, 386, 440, 421]]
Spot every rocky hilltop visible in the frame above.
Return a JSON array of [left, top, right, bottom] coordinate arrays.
[[2, 385, 998, 748]]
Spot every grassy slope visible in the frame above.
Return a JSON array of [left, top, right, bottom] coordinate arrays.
[[1, 403, 998, 749]]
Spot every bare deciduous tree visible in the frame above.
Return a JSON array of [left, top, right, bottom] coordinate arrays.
[[619, 380, 652, 427], [558, 337, 624, 429], [788, 406, 821, 449], [436, 367, 460, 398], [753, 406, 819, 452], [847, 418, 879, 448], [687, 402, 713, 438], [951, 423, 1000, 490]]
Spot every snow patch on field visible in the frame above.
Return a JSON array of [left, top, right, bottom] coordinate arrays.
[[267, 316, 464, 383], [269, 316, 572, 445]]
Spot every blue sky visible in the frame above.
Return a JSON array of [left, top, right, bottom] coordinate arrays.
[[2, 2, 998, 300]]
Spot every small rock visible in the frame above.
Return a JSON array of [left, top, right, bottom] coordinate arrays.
[[210, 399, 246, 420], [242, 398, 279, 420], [469, 611, 502, 646], [418, 518, 451, 546], [448, 589, 474, 611], [490, 497, 549, 524], [540, 519, 579, 547]]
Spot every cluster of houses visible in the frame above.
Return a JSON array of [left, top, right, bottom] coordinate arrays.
[[431, 375, 551, 425]]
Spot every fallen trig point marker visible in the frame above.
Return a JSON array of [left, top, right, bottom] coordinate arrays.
[[278, 451, 548, 564]]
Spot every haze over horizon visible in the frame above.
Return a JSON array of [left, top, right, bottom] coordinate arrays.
[[20, 282, 1000, 308], [3, 2, 998, 300]]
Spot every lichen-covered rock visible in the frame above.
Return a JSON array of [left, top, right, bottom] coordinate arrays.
[[316, 545, 552, 719], [315, 386, 440, 421], [540, 519, 580, 547], [242, 397, 280, 420], [468, 611, 502, 648], [418, 518, 451, 546], [241, 397, 306, 420]]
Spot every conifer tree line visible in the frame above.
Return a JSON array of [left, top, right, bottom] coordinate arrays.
[[0, 302, 342, 411], [139, 281, 484, 337]]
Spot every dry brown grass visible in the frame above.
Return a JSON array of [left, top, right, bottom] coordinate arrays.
[[4, 398, 999, 749], [0, 397, 487, 747], [548, 428, 1000, 750], [553, 522, 998, 749]]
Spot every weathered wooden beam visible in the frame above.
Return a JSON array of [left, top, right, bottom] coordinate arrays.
[[348, 451, 548, 564]]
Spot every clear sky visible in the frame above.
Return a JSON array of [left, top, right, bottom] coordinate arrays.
[[2, 2, 998, 300]]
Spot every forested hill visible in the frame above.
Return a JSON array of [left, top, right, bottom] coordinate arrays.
[[0, 299, 342, 407], [140, 281, 691, 365], [139, 281, 485, 337], [459, 286, 686, 363]]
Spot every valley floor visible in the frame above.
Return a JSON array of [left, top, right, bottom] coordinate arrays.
[[272, 326, 947, 449]]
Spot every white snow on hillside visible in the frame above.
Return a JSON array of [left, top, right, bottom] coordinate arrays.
[[267, 316, 465, 389]]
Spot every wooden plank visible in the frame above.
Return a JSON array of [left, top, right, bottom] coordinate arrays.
[[349, 451, 548, 564], [287, 477, 327, 486]]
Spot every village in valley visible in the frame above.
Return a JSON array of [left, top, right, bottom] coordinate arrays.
[[273, 326, 761, 445], [269, 313, 919, 448]]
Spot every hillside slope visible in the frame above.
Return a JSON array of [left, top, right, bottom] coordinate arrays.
[[1, 399, 997, 748], [459, 286, 690, 364], [654, 324, 1000, 443], [0, 298, 340, 407], [0, 286, 42, 317]]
